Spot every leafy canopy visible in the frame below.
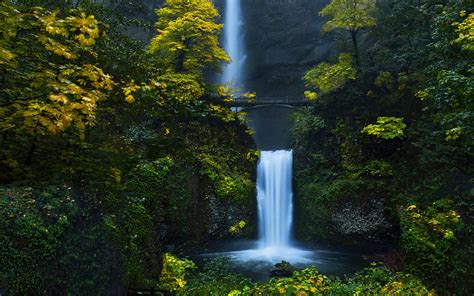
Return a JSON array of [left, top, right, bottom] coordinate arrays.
[[453, 11, 474, 52], [148, 0, 229, 75], [320, 0, 377, 33], [303, 53, 356, 99], [362, 117, 407, 140], [0, 3, 114, 138]]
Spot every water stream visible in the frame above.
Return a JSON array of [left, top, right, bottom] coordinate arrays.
[[221, 0, 246, 92], [197, 0, 369, 279], [258, 150, 293, 248], [221, 150, 313, 265]]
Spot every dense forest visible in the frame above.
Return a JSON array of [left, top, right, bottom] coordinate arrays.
[[0, 0, 472, 295]]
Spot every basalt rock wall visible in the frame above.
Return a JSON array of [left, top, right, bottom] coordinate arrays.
[[241, 0, 334, 97], [119, 0, 335, 97]]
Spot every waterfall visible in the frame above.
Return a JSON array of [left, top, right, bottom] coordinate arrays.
[[213, 0, 313, 264], [257, 150, 293, 248], [221, 149, 312, 263], [221, 0, 246, 92]]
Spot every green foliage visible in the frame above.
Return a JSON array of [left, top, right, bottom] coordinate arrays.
[[294, 3, 472, 295], [293, 113, 326, 148], [228, 265, 431, 295], [216, 175, 254, 202], [400, 200, 462, 292], [319, 0, 377, 63], [1, 0, 471, 294], [361, 117, 407, 140], [303, 53, 356, 95], [362, 160, 393, 178], [320, 0, 377, 34], [374, 71, 394, 88], [0, 0, 257, 294], [253, 268, 328, 295], [328, 264, 433, 295], [184, 257, 251, 295], [159, 253, 196, 291], [0, 185, 112, 295]]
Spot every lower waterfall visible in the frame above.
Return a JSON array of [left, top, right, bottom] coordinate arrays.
[[257, 150, 293, 248]]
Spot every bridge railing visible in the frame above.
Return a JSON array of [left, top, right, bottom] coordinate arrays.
[[226, 96, 312, 107]]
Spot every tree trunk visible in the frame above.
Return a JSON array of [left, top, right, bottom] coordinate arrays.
[[351, 30, 360, 66], [174, 38, 192, 73]]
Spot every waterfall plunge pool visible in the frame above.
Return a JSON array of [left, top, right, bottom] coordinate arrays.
[[190, 150, 370, 281], [192, 240, 370, 281]]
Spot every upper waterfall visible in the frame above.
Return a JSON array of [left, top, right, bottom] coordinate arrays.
[[221, 0, 246, 92]]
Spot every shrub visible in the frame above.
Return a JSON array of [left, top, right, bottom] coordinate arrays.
[[159, 253, 196, 292], [183, 257, 251, 295], [400, 200, 461, 292], [328, 264, 433, 295]]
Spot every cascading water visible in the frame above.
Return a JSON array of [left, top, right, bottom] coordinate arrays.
[[201, 1, 369, 276], [226, 149, 313, 263], [257, 150, 293, 249], [215, 0, 312, 264], [221, 0, 246, 92]]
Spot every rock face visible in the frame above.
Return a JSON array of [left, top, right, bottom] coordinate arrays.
[[241, 0, 334, 96], [332, 200, 392, 236], [115, 0, 334, 97]]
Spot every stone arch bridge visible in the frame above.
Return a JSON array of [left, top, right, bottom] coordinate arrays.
[[225, 97, 313, 110]]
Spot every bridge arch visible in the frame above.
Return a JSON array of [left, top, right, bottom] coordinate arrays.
[[227, 96, 313, 109], [238, 103, 299, 113]]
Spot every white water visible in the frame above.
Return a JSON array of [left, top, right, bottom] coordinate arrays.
[[220, 150, 314, 264], [257, 150, 293, 248], [206, 2, 314, 265], [221, 0, 246, 92]]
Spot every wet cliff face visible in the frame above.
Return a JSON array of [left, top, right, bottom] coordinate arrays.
[[241, 0, 334, 97], [119, 0, 333, 97]]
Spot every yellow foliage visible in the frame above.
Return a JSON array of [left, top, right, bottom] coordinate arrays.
[[39, 35, 77, 59], [242, 92, 257, 103], [0, 3, 114, 137], [122, 81, 141, 104], [68, 13, 100, 47], [159, 253, 196, 291], [0, 47, 16, 67], [111, 168, 122, 183], [229, 219, 247, 235], [148, 0, 229, 74], [304, 91, 318, 101], [43, 11, 68, 37], [304, 53, 356, 94], [453, 12, 474, 51]]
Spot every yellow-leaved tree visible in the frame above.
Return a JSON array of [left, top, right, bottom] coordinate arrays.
[[0, 3, 114, 138], [144, 0, 234, 122], [148, 0, 229, 75], [319, 0, 377, 65]]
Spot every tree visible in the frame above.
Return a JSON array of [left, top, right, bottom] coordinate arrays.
[[0, 3, 114, 138], [148, 0, 229, 76], [319, 0, 377, 65], [303, 53, 356, 99]]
